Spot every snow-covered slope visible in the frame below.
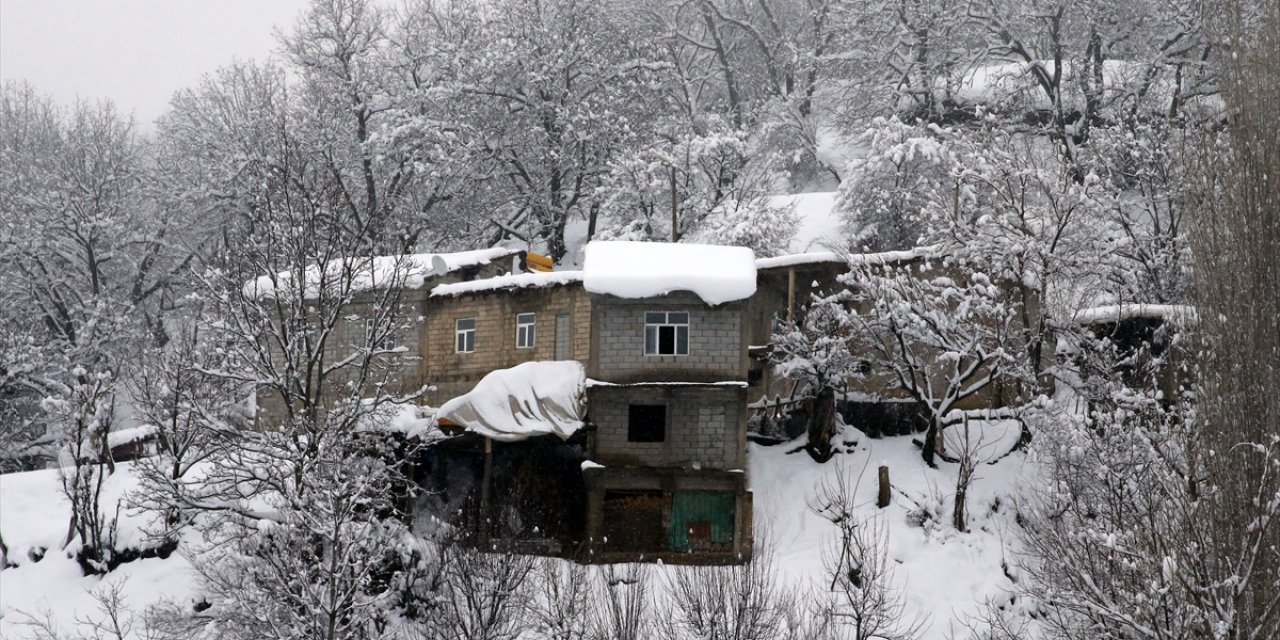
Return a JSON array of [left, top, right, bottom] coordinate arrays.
[[0, 430, 1034, 639], [0, 464, 199, 635], [751, 427, 1034, 638]]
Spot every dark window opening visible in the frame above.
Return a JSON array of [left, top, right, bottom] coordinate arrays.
[[747, 368, 764, 386], [628, 404, 666, 442]]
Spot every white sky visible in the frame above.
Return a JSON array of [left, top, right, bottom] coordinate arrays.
[[0, 0, 312, 129]]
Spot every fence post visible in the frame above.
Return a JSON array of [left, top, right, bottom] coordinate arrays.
[[877, 465, 891, 508]]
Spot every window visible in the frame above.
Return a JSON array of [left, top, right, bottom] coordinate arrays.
[[644, 311, 689, 356], [289, 320, 316, 349], [365, 319, 396, 351], [628, 404, 666, 442], [455, 318, 475, 353], [516, 313, 536, 349]]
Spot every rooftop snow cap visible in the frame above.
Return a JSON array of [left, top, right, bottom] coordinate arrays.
[[582, 241, 756, 306], [243, 247, 518, 300]]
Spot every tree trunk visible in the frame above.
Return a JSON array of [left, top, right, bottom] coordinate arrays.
[[807, 386, 837, 462], [921, 416, 940, 468]]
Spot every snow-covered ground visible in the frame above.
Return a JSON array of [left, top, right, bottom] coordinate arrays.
[[0, 427, 1035, 639], [752, 426, 1035, 638], [0, 464, 199, 636]]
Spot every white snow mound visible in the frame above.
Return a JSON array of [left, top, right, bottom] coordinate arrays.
[[583, 241, 756, 305], [435, 361, 586, 442]]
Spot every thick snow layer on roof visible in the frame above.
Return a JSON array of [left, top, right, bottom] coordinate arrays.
[[756, 247, 928, 270], [243, 247, 518, 300], [1073, 304, 1198, 325], [585, 380, 748, 388], [583, 241, 756, 305], [106, 424, 158, 449], [766, 191, 842, 253], [435, 361, 586, 442], [431, 270, 584, 298]]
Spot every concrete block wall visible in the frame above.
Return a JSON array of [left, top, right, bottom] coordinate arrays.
[[587, 385, 747, 469], [589, 292, 748, 384], [422, 284, 592, 402]]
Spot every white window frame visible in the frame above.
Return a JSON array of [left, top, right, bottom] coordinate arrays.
[[365, 318, 396, 351], [644, 311, 689, 356], [455, 317, 476, 353], [515, 313, 536, 349]]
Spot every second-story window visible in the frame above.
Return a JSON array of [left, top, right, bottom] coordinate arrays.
[[289, 320, 316, 350], [455, 318, 476, 353], [365, 319, 396, 351], [644, 311, 689, 355], [516, 313, 536, 349]]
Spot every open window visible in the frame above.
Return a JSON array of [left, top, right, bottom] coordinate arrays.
[[644, 311, 689, 355], [627, 404, 666, 442]]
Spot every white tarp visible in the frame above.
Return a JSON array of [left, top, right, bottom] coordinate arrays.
[[582, 241, 756, 305], [435, 361, 587, 442]]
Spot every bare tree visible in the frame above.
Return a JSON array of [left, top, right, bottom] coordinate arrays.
[[809, 464, 927, 640]]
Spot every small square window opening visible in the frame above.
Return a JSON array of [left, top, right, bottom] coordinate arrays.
[[628, 404, 667, 442]]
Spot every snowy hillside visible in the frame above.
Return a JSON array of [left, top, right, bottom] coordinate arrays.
[[0, 464, 199, 635], [0, 430, 1035, 639]]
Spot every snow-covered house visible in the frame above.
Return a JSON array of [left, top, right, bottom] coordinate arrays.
[[250, 247, 524, 425], [1073, 303, 1196, 403], [421, 241, 755, 563]]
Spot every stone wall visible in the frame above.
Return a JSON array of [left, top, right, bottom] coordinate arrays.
[[422, 284, 592, 402], [587, 384, 747, 470], [589, 292, 747, 384]]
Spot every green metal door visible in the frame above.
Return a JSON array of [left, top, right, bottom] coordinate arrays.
[[668, 491, 736, 552]]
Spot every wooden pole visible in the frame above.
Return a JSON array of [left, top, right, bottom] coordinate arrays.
[[877, 465, 891, 508], [480, 438, 493, 538], [787, 267, 796, 327]]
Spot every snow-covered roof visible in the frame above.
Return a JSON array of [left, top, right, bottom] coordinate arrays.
[[585, 380, 748, 388], [582, 241, 756, 306], [756, 248, 927, 270], [435, 361, 586, 442], [243, 247, 519, 300], [1073, 304, 1198, 326], [106, 424, 158, 449], [765, 191, 842, 254], [431, 270, 584, 298]]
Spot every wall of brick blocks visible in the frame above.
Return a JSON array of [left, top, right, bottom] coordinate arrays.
[[587, 385, 747, 470], [421, 284, 592, 402], [255, 294, 430, 425], [589, 293, 748, 384]]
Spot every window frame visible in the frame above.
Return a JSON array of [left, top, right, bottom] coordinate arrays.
[[515, 312, 536, 349], [455, 317, 476, 353], [643, 310, 690, 356], [289, 320, 317, 350], [364, 318, 396, 351]]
